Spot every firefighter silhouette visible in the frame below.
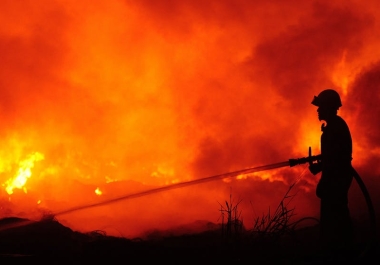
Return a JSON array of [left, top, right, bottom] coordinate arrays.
[[308, 89, 354, 252]]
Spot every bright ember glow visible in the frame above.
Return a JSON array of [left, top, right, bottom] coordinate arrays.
[[0, 0, 380, 238], [95, 187, 102, 196]]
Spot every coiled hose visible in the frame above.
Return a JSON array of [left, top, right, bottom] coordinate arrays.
[[351, 166, 377, 258]]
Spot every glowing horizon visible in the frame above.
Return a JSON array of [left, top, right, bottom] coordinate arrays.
[[1, 0, 380, 238]]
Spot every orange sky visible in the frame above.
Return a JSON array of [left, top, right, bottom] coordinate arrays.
[[1, 0, 380, 238]]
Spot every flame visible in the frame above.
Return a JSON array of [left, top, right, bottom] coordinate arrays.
[[95, 187, 102, 196], [2, 152, 44, 195], [0, 0, 379, 238], [105, 176, 118, 183], [236, 174, 246, 180], [150, 165, 178, 185]]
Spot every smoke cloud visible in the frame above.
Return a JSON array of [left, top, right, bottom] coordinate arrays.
[[0, 0, 379, 237]]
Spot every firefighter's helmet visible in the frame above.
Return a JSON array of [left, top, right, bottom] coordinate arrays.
[[311, 89, 342, 109]]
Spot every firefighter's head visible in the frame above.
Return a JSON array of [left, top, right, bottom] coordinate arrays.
[[311, 89, 342, 109], [311, 89, 342, 121]]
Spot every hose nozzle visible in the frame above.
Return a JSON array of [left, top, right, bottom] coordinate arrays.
[[289, 147, 321, 167]]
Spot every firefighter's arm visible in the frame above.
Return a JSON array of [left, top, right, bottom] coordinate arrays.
[[309, 161, 322, 175]]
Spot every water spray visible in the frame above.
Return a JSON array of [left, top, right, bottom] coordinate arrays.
[[54, 160, 291, 216], [53, 148, 318, 216]]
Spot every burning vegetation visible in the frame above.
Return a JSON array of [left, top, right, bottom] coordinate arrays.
[[0, 0, 380, 241]]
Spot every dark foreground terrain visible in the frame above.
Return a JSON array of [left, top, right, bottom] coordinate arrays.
[[0, 217, 378, 264]]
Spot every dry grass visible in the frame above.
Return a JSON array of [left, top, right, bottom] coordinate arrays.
[[218, 190, 244, 241], [250, 182, 298, 242]]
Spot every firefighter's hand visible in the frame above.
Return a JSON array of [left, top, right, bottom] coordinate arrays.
[[309, 163, 322, 175], [316, 180, 325, 198]]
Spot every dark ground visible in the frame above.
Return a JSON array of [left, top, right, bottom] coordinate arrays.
[[0, 217, 378, 264]]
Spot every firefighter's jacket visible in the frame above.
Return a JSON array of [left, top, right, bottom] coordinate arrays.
[[316, 115, 353, 202]]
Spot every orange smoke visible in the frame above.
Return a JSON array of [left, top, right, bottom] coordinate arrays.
[[1, 0, 380, 238]]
